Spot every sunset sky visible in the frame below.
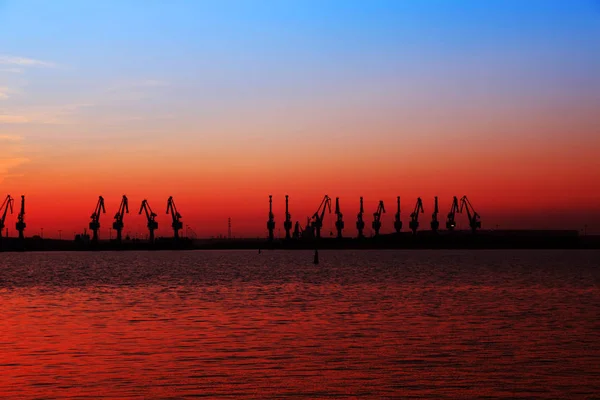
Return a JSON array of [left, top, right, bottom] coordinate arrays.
[[1, 0, 599, 238]]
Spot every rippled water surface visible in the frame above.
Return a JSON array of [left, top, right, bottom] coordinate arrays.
[[1, 250, 599, 398]]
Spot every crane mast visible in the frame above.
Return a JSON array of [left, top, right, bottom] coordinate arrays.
[[310, 195, 331, 239], [15, 195, 25, 240], [372, 200, 385, 236], [139, 199, 158, 242], [356, 197, 365, 238], [431, 196, 439, 233], [394, 196, 402, 233], [267, 195, 275, 241], [409, 197, 424, 234], [112, 195, 129, 243], [89, 196, 106, 243], [460, 195, 481, 233], [446, 196, 460, 230], [166, 196, 183, 239], [334, 197, 344, 238], [0, 195, 14, 245], [284, 195, 292, 240]]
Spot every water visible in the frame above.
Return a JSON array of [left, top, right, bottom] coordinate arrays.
[[1, 250, 599, 399]]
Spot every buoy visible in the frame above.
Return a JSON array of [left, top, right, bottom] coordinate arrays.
[[313, 249, 319, 265], [258, 248, 261, 254]]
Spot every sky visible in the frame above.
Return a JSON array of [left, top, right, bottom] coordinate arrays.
[[1, 0, 600, 239]]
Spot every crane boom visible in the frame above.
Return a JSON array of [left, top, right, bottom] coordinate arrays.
[[431, 196, 440, 233], [372, 200, 385, 236], [0, 195, 14, 243], [334, 197, 344, 238], [15, 195, 25, 240], [446, 196, 460, 230], [267, 195, 275, 241], [356, 197, 365, 238], [167, 196, 183, 239], [460, 195, 481, 233], [112, 195, 129, 243], [408, 197, 424, 234], [310, 195, 331, 239], [89, 196, 106, 243], [139, 199, 158, 242], [284, 195, 292, 240]]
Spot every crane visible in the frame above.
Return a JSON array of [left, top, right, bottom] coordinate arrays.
[[310, 195, 331, 239], [15, 195, 25, 240], [446, 196, 460, 230], [139, 199, 158, 242], [460, 195, 481, 233], [431, 196, 440, 233], [356, 197, 365, 238], [89, 196, 106, 243], [0, 195, 14, 244], [112, 195, 129, 243], [394, 196, 402, 233], [372, 200, 385, 236], [284, 195, 292, 240], [408, 197, 424, 234], [267, 195, 275, 241], [166, 196, 183, 239], [334, 197, 344, 238], [293, 221, 302, 239]]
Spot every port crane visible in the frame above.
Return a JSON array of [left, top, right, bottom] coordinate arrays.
[[284, 195, 292, 240], [112, 195, 129, 243], [372, 200, 385, 236], [409, 197, 424, 234], [431, 196, 439, 233], [394, 196, 402, 233], [356, 197, 365, 238], [16, 195, 25, 240], [89, 196, 106, 243], [310, 195, 331, 239], [0, 195, 14, 244], [446, 196, 460, 230], [139, 199, 158, 242], [167, 196, 183, 239], [267, 195, 275, 241], [460, 195, 481, 233], [334, 197, 344, 238], [293, 221, 302, 239]]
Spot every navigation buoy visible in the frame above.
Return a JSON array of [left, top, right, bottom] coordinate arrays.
[[258, 248, 261, 254], [313, 249, 319, 265]]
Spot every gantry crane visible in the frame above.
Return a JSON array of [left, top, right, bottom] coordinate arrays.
[[446, 196, 460, 230], [139, 199, 158, 242], [284, 195, 292, 240], [89, 196, 106, 243], [112, 195, 129, 243], [0, 195, 14, 245], [409, 197, 424, 234], [394, 196, 402, 233], [334, 197, 344, 238], [15, 195, 25, 240], [356, 197, 365, 238], [372, 200, 385, 236], [166, 196, 183, 239], [267, 195, 275, 241], [431, 196, 439, 233], [460, 195, 481, 233], [310, 195, 331, 239]]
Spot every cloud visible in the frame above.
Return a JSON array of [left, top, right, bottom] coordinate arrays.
[[0, 68, 23, 74], [0, 115, 29, 124], [0, 55, 55, 67]]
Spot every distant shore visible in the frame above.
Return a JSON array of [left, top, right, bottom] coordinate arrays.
[[0, 230, 598, 252]]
